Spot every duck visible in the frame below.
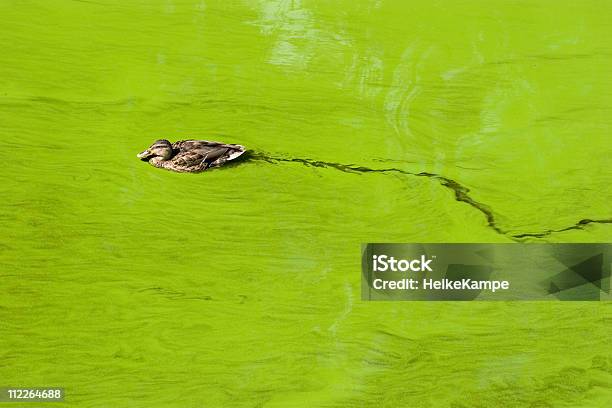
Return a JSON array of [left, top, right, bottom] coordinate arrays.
[[137, 139, 246, 173]]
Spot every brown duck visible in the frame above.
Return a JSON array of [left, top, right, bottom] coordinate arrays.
[[137, 139, 246, 173]]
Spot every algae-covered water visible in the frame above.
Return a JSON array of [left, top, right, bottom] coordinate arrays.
[[1, 1, 611, 406]]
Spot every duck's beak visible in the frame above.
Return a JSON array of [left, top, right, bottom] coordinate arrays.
[[137, 150, 151, 160]]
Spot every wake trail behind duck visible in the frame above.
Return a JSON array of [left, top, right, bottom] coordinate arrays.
[[245, 150, 612, 241]]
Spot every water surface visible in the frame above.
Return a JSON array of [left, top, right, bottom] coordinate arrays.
[[1, 1, 611, 406]]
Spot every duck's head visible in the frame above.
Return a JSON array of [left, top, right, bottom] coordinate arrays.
[[137, 139, 173, 162]]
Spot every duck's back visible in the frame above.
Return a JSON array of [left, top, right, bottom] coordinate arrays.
[[168, 140, 246, 172]]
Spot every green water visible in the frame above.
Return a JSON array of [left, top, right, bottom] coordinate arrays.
[[1, 0, 611, 406]]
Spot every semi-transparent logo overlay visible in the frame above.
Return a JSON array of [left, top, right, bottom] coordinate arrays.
[[361, 244, 611, 301]]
